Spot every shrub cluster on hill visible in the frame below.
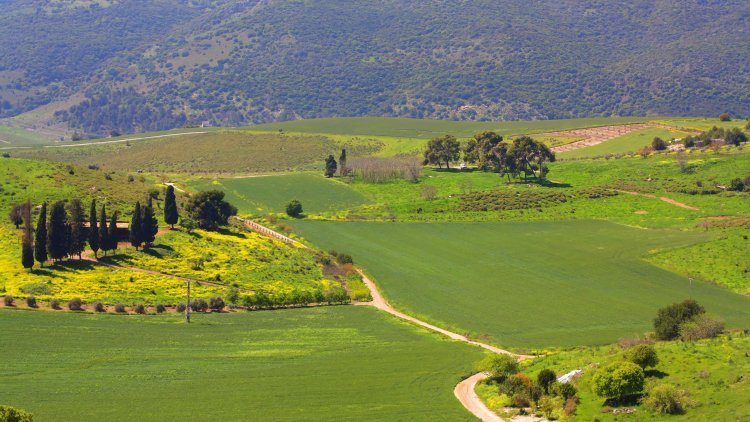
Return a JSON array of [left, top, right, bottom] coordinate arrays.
[[458, 190, 567, 212]]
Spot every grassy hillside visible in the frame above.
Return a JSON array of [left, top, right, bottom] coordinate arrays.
[[0, 307, 482, 421], [289, 220, 750, 351], [0, 125, 49, 146]]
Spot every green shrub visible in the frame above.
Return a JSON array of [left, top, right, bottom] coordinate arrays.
[[133, 304, 146, 314], [653, 299, 705, 340], [651, 137, 668, 151], [190, 299, 208, 312], [176, 303, 187, 313], [335, 253, 353, 265], [477, 354, 519, 382], [592, 361, 645, 401], [25, 296, 37, 308], [50, 299, 61, 310], [0, 405, 34, 422], [728, 178, 745, 192], [209, 296, 225, 312], [626, 344, 659, 369], [19, 282, 52, 296], [93, 302, 106, 312], [285, 200, 303, 217], [3, 295, 14, 306], [155, 303, 166, 313], [538, 395, 564, 420], [114, 303, 126, 313], [551, 382, 577, 400], [642, 384, 688, 414], [537, 369, 557, 393], [679, 314, 725, 341], [67, 298, 83, 311]]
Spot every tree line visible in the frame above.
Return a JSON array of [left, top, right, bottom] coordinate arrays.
[[423, 132, 556, 181]]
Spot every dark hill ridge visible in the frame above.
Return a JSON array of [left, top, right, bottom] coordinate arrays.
[[1, 0, 749, 135]]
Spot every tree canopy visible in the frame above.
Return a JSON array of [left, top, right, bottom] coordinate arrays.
[[184, 190, 237, 231]]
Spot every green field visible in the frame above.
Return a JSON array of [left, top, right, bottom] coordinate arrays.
[[0, 125, 49, 146], [514, 333, 750, 420], [0, 306, 482, 421], [559, 127, 693, 159], [187, 173, 369, 215], [248, 117, 656, 139], [289, 220, 750, 350]]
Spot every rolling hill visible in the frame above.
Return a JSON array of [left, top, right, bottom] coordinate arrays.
[[1, 0, 749, 137]]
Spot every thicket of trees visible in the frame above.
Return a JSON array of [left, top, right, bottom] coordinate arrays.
[[424, 132, 556, 181], [183, 190, 236, 231]]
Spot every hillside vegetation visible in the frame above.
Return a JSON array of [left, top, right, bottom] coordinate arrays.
[[2, 1, 750, 135]]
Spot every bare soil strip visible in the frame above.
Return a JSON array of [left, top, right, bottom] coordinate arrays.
[[43, 131, 208, 148], [548, 124, 656, 153]]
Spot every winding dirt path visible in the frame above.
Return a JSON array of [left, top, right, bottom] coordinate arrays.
[[616, 190, 700, 210]]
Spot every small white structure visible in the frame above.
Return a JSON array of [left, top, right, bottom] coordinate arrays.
[[557, 369, 582, 384]]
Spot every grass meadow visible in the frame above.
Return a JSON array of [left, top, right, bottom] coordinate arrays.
[[0, 306, 482, 421], [0, 125, 49, 146], [289, 220, 750, 351]]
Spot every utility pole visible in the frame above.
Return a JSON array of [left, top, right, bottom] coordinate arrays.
[[186, 280, 191, 323], [688, 275, 693, 299]]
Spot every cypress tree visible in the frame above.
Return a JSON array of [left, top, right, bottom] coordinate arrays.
[[142, 197, 158, 247], [164, 185, 178, 229], [108, 212, 118, 254], [21, 202, 34, 270], [99, 205, 109, 257], [339, 148, 347, 176], [34, 203, 47, 267], [67, 199, 86, 259], [88, 199, 100, 258], [129, 202, 143, 250], [47, 201, 68, 262]]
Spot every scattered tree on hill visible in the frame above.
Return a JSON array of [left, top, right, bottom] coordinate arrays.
[[88, 199, 100, 258], [142, 197, 158, 247], [47, 201, 68, 262], [184, 190, 237, 231], [626, 344, 659, 369], [678, 313, 725, 341], [34, 203, 47, 267], [339, 148, 347, 176], [463, 131, 504, 170], [476, 353, 519, 382], [651, 137, 668, 151], [508, 136, 556, 181], [67, 199, 86, 259], [21, 202, 34, 270], [129, 201, 143, 250], [324, 154, 337, 177], [592, 361, 645, 402], [424, 135, 461, 168], [653, 299, 705, 340], [537, 369, 557, 394], [286, 200, 303, 217], [164, 185, 179, 229], [99, 205, 110, 257], [725, 128, 748, 146], [107, 212, 118, 254], [9, 204, 23, 229], [719, 113, 731, 122]]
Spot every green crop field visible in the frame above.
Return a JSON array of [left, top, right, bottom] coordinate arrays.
[[0, 306, 482, 421], [248, 116, 656, 139], [0, 125, 49, 146], [187, 173, 369, 216], [289, 220, 750, 351], [559, 127, 693, 159], [512, 333, 750, 420]]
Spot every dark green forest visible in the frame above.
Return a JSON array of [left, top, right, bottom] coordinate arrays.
[[1, 0, 749, 135]]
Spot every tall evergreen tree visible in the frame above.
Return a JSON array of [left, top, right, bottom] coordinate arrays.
[[339, 149, 347, 176], [108, 211, 119, 254], [142, 199, 158, 248], [164, 185, 178, 229], [98, 205, 109, 257], [88, 199, 100, 258], [21, 202, 34, 270], [129, 202, 143, 250], [47, 201, 68, 262], [9, 204, 23, 229], [324, 155, 337, 177], [34, 203, 47, 267], [67, 199, 86, 259]]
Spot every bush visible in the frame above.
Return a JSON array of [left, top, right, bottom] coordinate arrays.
[[643, 384, 688, 414], [335, 253, 353, 265], [537, 369, 557, 393], [50, 299, 61, 310], [592, 361, 645, 401], [114, 303, 126, 313], [25, 296, 37, 308], [719, 113, 731, 122], [3, 295, 14, 306], [421, 185, 438, 200], [679, 314, 725, 341], [176, 302, 187, 313], [653, 299, 705, 340], [551, 382, 577, 400], [134, 304, 146, 314], [190, 298, 208, 312], [538, 395, 564, 420], [0, 405, 34, 422], [285, 200, 303, 217], [92, 302, 105, 312], [209, 296, 225, 312], [476, 354, 519, 382], [728, 178, 745, 192], [67, 298, 83, 311], [651, 137, 668, 151], [626, 344, 659, 369], [155, 303, 166, 313]]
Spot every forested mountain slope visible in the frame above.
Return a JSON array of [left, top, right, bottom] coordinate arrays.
[[1, 0, 749, 136]]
